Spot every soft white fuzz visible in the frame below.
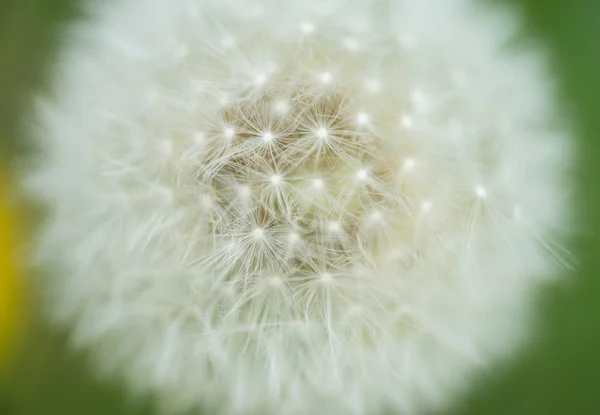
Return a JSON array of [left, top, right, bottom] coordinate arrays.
[[22, 0, 574, 414]]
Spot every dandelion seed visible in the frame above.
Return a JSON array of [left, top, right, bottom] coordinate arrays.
[[269, 275, 283, 287], [356, 169, 368, 181], [270, 174, 282, 185], [403, 158, 416, 171], [474, 185, 487, 199], [254, 73, 267, 86], [320, 272, 333, 282], [369, 210, 383, 222], [316, 127, 328, 139], [312, 178, 324, 189], [262, 131, 274, 142], [327, 220, 341, 233], [287, 231, 301, 245], [357, 112, 369, 126], [301, 22, 315, 34], [320, 72, 333, 84], [223, 126, 235, 139], [401, 114, 413, 129]]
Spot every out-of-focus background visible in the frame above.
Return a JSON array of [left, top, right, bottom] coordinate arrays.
[[0, 0, 599, 414]]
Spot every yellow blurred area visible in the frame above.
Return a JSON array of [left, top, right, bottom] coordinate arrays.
[[0, 173, 23, 373]]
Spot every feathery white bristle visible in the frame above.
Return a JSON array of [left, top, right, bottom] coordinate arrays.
[[20, 0, 575, 414]]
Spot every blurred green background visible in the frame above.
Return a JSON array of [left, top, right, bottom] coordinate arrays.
[[1, 0, 599, 414]]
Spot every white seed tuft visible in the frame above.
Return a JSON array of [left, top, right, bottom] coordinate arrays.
[[301, 22, 316, 34], [261, 131, 274, 142], [475, 185, 487, 199], [312, 178, 325, 189], [316, 127, 329, 139], [356, 168, 369, 181], [20, 0, 575, 414], [223, 126, 235, 139], [320, 72, 333, 84], [270, 174, 282, 185], [357, 112, 370, 126]]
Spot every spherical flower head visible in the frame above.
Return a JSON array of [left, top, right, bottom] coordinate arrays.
[[21, 0, 575, 414]]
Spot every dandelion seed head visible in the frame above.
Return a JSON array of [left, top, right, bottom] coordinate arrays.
[[21, 0, 575, 414]]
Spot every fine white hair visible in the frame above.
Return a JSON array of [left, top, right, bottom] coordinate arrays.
[[21, 0, 575, 414]]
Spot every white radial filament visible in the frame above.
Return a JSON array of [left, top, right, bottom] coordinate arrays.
[[22, 0, 574, 414]]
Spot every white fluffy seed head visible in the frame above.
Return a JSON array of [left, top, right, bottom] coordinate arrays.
[[20, 0, 575, 414]]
